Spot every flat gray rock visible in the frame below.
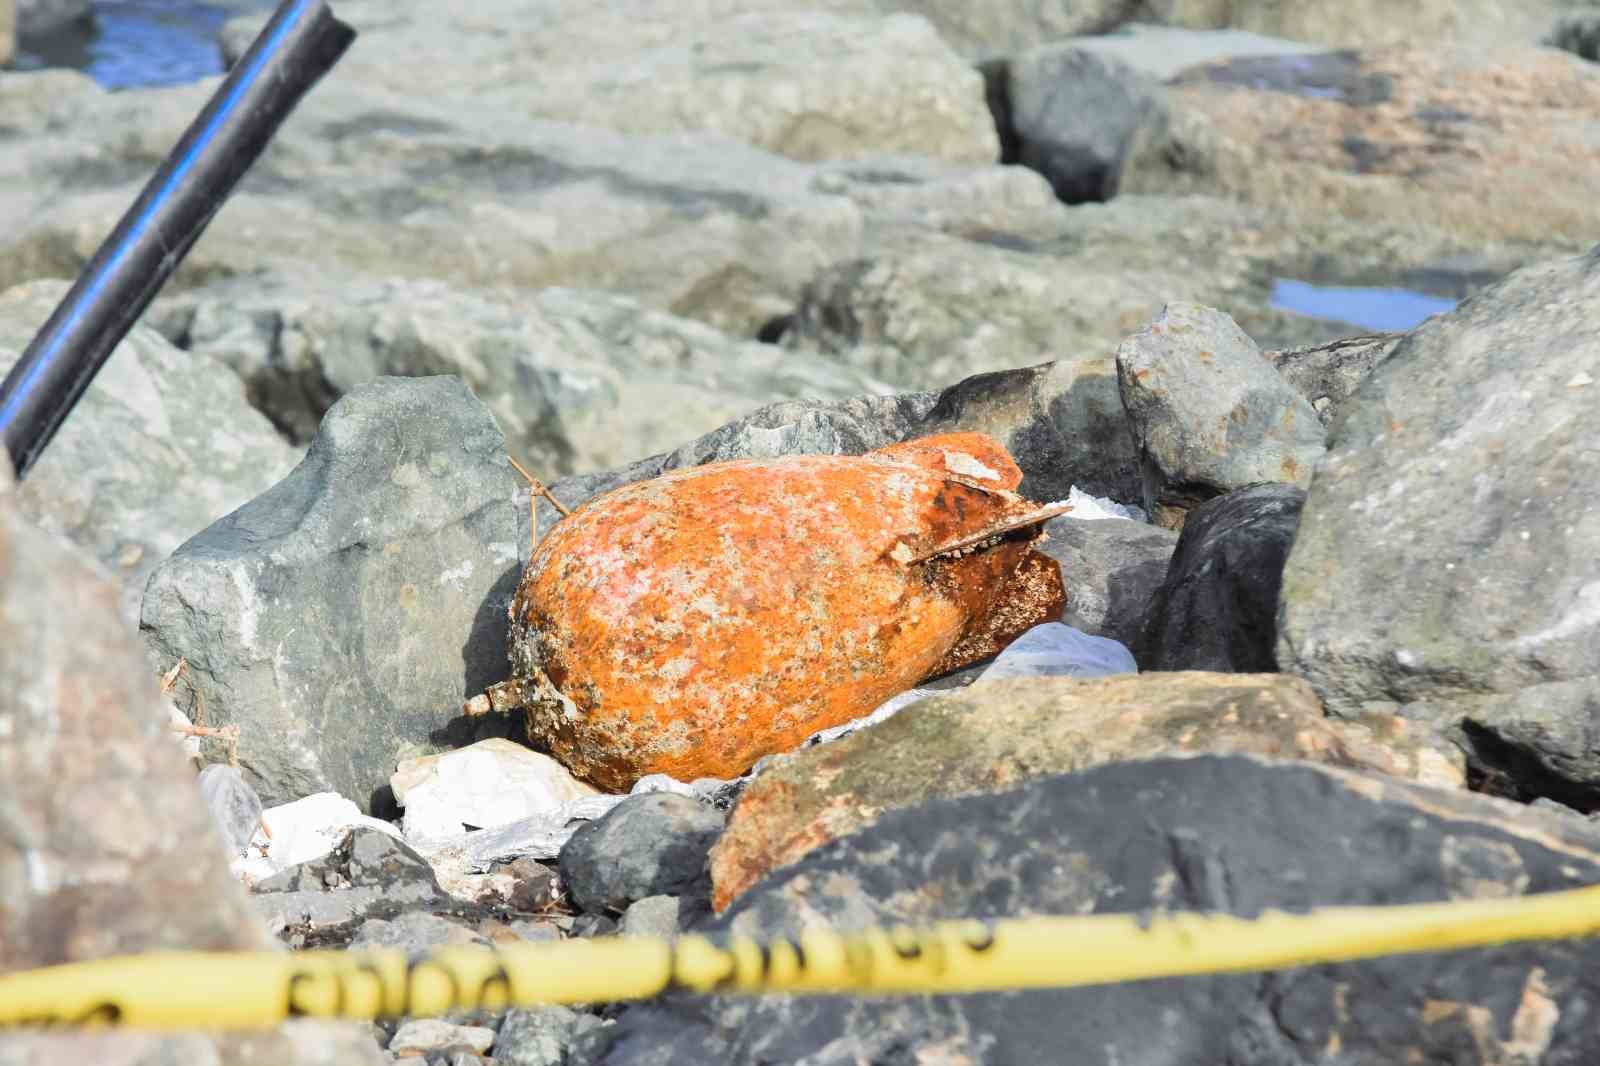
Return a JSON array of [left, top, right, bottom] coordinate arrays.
[[142, 377, 524, 810]]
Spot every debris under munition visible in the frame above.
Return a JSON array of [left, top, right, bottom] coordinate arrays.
[[466, 433, 1069, 791]]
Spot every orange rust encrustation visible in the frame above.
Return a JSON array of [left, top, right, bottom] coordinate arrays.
[[481, 432, 1067, 791]]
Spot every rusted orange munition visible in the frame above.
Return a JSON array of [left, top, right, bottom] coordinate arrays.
[[468, 433, 1068, 791]]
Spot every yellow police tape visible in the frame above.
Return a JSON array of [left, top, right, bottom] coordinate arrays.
[[5, 882, 1600, 1030]]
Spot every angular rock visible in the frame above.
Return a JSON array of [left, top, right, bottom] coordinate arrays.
[[1124, 45, 1600, 247], [392, 738, 599, 843], [1002, 43, 1170, 203], [141, 376, 524, 810], [250, 827, 451, 944], [604, 756, 1600, 1065], [708, 672, 1462, 911], [1263, 330, 1403, 428], [0, 281, 300, 621], [0, 476, 269, 973], [389, 1020, 496, 1058], [148, 272, 890, 475], [620, 895, 681, 941], [1035, 513, 1177, 646], [1278, 246, 1600, 726], [496, 1006, 608, 1066], [1115, 302, 1324, 526], [349, 910, 488, 952], [1134, 483, 1305, 672], [560, 793, 725, 915]]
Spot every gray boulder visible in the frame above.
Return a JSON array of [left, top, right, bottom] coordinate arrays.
[[559, 793, 725, 916], [496, 1006, 608, 1066], [0, 281, 299, 621], [588, 755, 1600, 1065], [1134, 482, 1305, 672], [0, 457, 270, 971], [1278, 246, 1600, 748], [149, 273, 889, 476], [1002, 44, 1170, 203], [1036, 514, 1177, 648], [1116, 301, 1325, 526], [141, 376, 525, 810]]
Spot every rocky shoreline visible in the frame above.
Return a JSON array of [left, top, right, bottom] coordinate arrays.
[[3, 2, 1599, 1064]]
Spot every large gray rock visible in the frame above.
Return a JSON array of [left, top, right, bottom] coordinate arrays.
[[149, 273, 889, 475], [1134, 482, 1305, 672], [1003, 43, 1170, 203], [0, 461, 270, 972], [223, 2, 997, 164], [1116, 302, 1325, 526], [141, 377, 525, 810], [1278, 247, 1600, 734], [592, 755, 1600, 1065], [0, 281, 300, 621], [1036, 513, 1177, 647]]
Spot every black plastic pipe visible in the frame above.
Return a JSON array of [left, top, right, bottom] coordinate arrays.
[[0, 0, 355, 478]]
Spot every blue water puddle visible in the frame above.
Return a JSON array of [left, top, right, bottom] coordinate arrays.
[[13, 0, 263, 91], [1270, 278, 1457, 333]]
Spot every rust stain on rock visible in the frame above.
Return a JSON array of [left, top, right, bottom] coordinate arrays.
[[492, 433, 1066, 791]]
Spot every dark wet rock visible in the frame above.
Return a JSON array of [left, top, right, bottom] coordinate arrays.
[[1278, 247, 1600, 728], [559, 794, 725, 916], [1036, 514, 1177, 647], [496, 1006, 608, 1066], [1002, 43, 1170, 203], [250, 828, 452, 945], [1135, 483, 1305, 672], [141, 376, 524, 810], [0, 462, 270, 972], [1264, 331, 1403, 428], [1116, 302, 1324, 527], [596, 755, 1600, 1065]]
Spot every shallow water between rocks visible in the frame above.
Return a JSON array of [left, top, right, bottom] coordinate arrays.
[[12, 0, 271, 90]]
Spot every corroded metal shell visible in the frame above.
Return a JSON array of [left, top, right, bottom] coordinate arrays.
[[502, 433, 1066, 790]]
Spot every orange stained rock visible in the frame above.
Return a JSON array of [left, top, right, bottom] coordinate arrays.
[[492, 433, 1068, 791]]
